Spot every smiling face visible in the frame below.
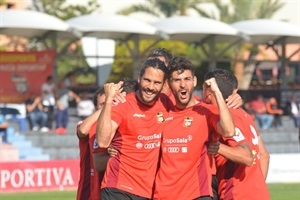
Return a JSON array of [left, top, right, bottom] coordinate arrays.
[[137, 67, 165, 106], [169, 69, 197, 109]]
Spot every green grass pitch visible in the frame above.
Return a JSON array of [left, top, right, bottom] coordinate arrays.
[[0, 183, 299, 200]]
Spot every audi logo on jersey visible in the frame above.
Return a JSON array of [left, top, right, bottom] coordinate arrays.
[[167, 147, 180, 153], [136, 142, 160, 149]]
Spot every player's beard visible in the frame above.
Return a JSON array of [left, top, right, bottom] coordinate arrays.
[[137, 87, 160, 106], [174, 88, 193, 109]]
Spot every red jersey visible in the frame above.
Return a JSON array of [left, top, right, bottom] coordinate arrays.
[[154, 102, 218, 200], [214, 108, 270, 200], [76, 121, 91, 200], [88, 122, 105, 200], [101, 92, 170, 198], [76, 121, 105, 200]]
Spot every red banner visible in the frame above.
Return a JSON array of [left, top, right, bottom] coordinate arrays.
[[0, 159, 80, 193], [0, 50, 55, 103]]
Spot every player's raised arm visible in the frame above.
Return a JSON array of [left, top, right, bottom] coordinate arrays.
[[96, 82, 122, 148], [204, 78, 235, 138]]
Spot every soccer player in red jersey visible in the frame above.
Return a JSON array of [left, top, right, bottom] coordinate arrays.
[[205, 69, 270, 200], [77, 78, 139, 200], [96, 58, 171, 200], [76, 87, 107, 200], [148, 47, 173, 97], [76, 87, 106, 200], [153, 56, 235, 200]]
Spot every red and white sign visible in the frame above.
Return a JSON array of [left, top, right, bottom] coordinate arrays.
[[0, 159, 80, 193], [0, 50, 55, 103]]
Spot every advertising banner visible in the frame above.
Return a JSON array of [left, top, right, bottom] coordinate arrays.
[[0, 50, 55, 103], [0, 159, 80, 193], [266, 153, 300, 183]]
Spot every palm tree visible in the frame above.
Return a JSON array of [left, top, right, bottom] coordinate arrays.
[[118, 0, 285, 89], [195, 0, 285, 89], [118, 0, 208, 17], [195, 0, 284, 23]]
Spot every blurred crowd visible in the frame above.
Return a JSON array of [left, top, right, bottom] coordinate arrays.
[[0, 72, 98, 143], [1, 73, 300, 144], [244, 94, 300, 130]]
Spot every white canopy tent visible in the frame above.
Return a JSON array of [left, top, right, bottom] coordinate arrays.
[[232, 19, 300, 88], [66, 14, 167, 78], [154, 16, 248, 70], [0, 9, 81, 80], [0, 9, 77, 39], [232, 19, 300, 44]]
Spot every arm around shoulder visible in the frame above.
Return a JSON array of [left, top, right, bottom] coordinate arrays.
[[217, 142, 253, 166]]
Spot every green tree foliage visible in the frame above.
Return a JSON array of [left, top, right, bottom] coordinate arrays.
[[118, 0, 209, 17], [117, 0, 284, 88], [108, 40, 191, 82], [38, 0, 100, 20], [195, 0, 284, 88], [196, 0, 284, 23]]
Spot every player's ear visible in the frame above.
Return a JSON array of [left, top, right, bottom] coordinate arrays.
[[193, 76, 197, 87]]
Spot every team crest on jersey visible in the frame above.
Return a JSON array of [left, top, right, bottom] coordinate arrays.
[[157, 112, 165, 123], [183, 117, 193, 127], [233, 127, 245, 142], [93, 138, 99, 149]]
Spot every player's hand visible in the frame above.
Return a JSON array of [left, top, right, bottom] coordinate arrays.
[[104, 81, 123, 103], [107, 145, 118, 157], [208, 141, 220, 155], [226, 93, 243, 109], [204, 78, 220, 94], [113, 91, 126, 105]]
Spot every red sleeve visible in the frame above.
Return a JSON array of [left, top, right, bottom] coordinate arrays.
[[221, 110, 247, 146], [111, 101, 127, 125], [76, 121, 89, 142]]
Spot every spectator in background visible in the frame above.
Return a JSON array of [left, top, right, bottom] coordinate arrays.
[[41, 75, 56, 130], [64, 71, 78, 89], [55, 80, 81, 134], [245, 95, 274, 130], [25, 93, 48, 132], [286, 94, 300, 128], [77, 91, 95, 120], [266, 97, 283, 128], [0, 113, 9, 144]]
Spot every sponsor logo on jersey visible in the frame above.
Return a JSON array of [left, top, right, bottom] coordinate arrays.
[[136, 141, 160, 149], [168, 147, 180, 153], [183, 117, 193, 127], [163, 135, 192, 144], [164, 116, 173, 121], [144, 142, 157, 149], [181, 147, 188, 153], [138, 133, 161, 141], [136, 142, 143, 149], [133, 113, 146, 118]]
